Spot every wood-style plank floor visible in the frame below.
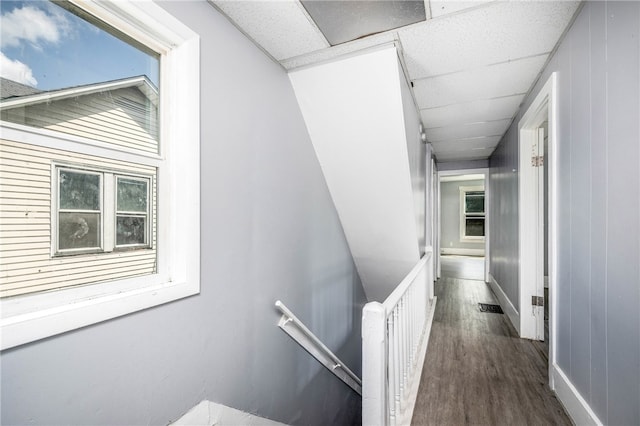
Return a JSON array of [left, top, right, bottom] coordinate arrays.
[[440, 255, 485, 281], [411, 260, 571, 425]]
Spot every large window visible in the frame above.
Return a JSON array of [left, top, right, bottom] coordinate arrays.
[[460, 186, 485, 241], [0, 0, 200, 350]]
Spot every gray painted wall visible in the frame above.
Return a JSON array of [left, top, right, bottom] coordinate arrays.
[[488, 123, 519, 306], [0, 2, 367, 425], [399, 60, 427, 256], [489, 2, 640, 424], [440, 180, 485, 251]]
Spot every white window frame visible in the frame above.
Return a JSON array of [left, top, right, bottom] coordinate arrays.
[[0, 0, 200, 351], [459, 185, 485, 242]]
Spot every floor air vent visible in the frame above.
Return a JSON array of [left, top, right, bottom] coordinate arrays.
[[479, 303, 504, 314]]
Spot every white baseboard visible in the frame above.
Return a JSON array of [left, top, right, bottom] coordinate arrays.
[[441, 248, 485, 256], [552, 365, 603, 426], [397, 296, 438, 426], [171, 400, 288, 426], [488, 274, 519, 333]]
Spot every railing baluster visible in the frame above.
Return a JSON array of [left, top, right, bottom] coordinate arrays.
[[403, 295, 409, 397], [400, 295, 405, 397], [388, 314, 396, 426], [393, 306, 401, 421]]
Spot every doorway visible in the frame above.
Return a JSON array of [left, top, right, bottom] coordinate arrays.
[[436, 169, 489, 283], [518, 73, 557, 383]]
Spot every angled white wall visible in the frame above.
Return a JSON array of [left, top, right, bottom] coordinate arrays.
[[289, 46, 424, 302]]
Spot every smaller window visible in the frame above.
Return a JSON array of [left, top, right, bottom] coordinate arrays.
[[460, 186, 485, 241], [54, 165, 152, 256], [116, 176, 149, 247]]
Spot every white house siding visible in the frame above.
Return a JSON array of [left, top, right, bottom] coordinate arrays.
[[0, 139, 157, 298], [0, 87, 158, 154]]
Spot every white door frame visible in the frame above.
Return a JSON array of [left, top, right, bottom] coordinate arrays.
[[436, 168, 490, 282], [518, 73, 558, 383]]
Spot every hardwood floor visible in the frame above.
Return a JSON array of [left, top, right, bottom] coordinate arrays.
[[440, 255, 485, 281], [411, 275, 571, 426]]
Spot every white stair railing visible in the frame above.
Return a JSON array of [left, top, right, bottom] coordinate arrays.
[[362, 250, 436, 426], [275, 300, 362, 395]]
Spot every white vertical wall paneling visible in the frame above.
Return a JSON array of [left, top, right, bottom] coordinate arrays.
[[489, 2, 640, 424]]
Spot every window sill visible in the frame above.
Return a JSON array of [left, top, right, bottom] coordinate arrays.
[[460, 237, 485, 242], [1, 276, 197, 350]]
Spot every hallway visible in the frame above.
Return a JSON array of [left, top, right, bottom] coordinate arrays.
[[411, 269, 571, 425]]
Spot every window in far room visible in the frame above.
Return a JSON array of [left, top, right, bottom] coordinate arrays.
[[460, 186, 485, 241]]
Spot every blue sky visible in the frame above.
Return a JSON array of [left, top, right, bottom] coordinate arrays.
[[0, 1, 159, 91]]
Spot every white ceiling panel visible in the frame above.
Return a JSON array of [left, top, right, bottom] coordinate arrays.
[[441, 174, 485, 182], [429, 0, 493, 19], [431, 136, 501, 153], [211, 0, 329, 61], [425, 119, 511, 142], [435, 148, 495, 161], [420, 94, 524, 129], [399, 1, 580, 78], [413, 54, 547, 109]]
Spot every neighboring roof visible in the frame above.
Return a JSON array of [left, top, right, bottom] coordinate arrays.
[[0, 78, 42, 100], [0, 75, 158, 109]]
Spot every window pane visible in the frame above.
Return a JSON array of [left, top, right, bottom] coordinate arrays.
[[465, 218, 485, 237], [0, 1, 160, 154], [116, 216, 146, 245], [117, 178, 148, 212], [59, 212, 101, 250], [465, 192, 484, 214], [59, 170, 100, 210]]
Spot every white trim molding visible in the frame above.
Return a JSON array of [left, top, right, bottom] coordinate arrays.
[[517, 73, 557, 343], [440, 248, 485, 256], [437, 168, 490, 282], [488, 274, 519, 333], [552, 365, 603, 426]]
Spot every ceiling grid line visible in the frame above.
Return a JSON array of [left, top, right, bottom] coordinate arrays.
[[410, 52, 551, 82], [419, 93, 529, 112]]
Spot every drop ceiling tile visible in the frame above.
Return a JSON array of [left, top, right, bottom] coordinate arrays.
[[425, 119, 511, 142], [414, 55, 548, 109], [420, 94, 524, 128], [429, 0, 493, 18], [399, 1, 580, 78], [282, 31, 397, 70], [431, 136, 501, 153], [212, 0, 329, 61]]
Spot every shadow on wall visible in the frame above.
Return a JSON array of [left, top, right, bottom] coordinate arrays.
[[285, 330, 363, 425], [272, 262, 364, 425]]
